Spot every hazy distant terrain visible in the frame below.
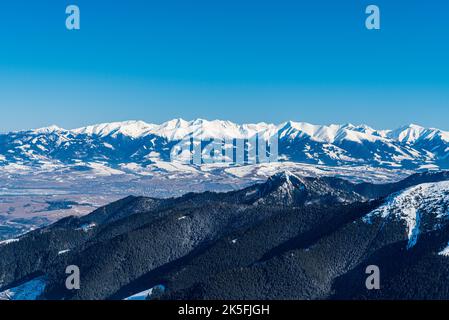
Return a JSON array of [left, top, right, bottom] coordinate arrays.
[[0, 160, 411, 240]]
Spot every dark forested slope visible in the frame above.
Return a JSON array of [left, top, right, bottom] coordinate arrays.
[[1, 171, 449, 300]]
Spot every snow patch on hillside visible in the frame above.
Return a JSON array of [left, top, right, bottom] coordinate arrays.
[[124, 285, 165, 300], [76, 223, 96, 232], [438, 242, 449, 256], [0, 277, 46, 300], [0, 238, 19, 246]]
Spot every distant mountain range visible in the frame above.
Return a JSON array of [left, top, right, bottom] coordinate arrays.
[[1, 119, 449, 171], [2, 170, 449, 300]]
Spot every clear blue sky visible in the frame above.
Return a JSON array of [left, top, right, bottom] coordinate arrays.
[[0, 0, 448, 131]]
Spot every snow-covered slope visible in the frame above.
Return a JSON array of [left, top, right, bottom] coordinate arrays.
[[364, 181, 449, 249], [0, 119, 448, 172], [0, 277, 46, 300]]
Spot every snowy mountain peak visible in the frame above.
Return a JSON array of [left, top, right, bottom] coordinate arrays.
[[388, 124, 428, 144], [258, 171, 304, 192], [72, 120, 157, 138], [160, 118, 189, 128], [25, 119, 448, 145], [263, 171, 305, 193], [270, 171, 303, 184], [277, 121, 391, 144], [32, 125, 66, 134], [279, 121, 341, 143], [249, 171, 365, 207]]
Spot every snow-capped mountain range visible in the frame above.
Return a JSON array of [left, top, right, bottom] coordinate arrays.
[[1, 119, 448, 171]]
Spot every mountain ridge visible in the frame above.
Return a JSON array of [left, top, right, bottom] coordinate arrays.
[[1, 119, 448, 171], [17, 119, 449, 142]]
